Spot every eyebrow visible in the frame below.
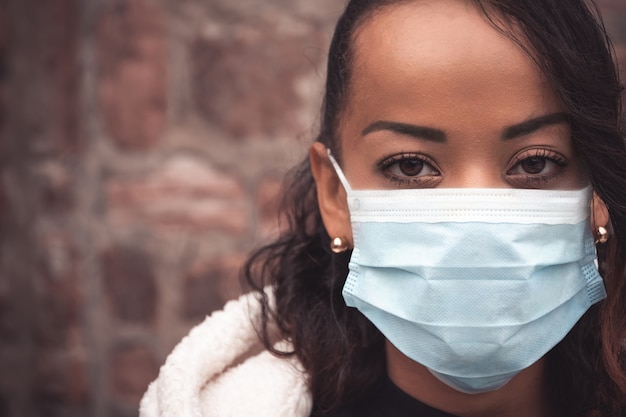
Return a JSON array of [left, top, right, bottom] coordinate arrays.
[[361, 121, 446, 142], [361, 112, 570, 143], [502, 112, 569, 140]]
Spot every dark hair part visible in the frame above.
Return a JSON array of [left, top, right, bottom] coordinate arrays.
[[244, 0, 626, 415]]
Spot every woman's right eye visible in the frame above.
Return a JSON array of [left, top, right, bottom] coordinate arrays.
[[378, 153, 441, 186]]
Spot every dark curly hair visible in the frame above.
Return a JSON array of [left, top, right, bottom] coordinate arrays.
[[243, 0, 626, 416]]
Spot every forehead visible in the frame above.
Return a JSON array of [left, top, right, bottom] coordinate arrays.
[[353, 0, 529, 71], [341, 0, 558, 136]]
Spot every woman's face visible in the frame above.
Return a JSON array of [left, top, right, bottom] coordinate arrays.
[[310, 0, 596, 281], [309, 0, 593, 408], [334, 0, 587, 191]]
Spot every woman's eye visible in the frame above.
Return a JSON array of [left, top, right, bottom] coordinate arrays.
[[378, 153, 440, 186], [507, 149, 568, 186]]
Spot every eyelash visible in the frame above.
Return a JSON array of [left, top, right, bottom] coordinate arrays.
[[377, 152, 441, 187], [506, 148, 568, 186]]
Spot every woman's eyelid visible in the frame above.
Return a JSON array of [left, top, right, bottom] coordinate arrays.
[[378, 152, 440, 171], [508, 148, 568, 170], [512, 147, 567, 161]]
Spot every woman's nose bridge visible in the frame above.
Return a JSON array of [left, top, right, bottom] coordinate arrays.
[[447, 164, 505, 188], [441, 134, 507, 188]]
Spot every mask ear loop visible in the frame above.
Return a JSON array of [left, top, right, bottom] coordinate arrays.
[[325, 150, 354, 256], [326, 149, 354, 193]]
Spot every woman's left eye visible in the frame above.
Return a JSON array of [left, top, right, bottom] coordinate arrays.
[[506, 149, 568, 186]]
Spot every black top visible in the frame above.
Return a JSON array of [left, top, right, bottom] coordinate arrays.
[[311, 376, 460, 417]]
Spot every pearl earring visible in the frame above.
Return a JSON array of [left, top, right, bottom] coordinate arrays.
[[595, 226, 609, 244], [330, 236, 349, 253]]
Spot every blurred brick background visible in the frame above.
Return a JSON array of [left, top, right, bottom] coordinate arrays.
[[0, 1, 624, 416]]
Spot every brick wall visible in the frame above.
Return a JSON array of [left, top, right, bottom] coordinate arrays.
[[0, 1, 624, 416]]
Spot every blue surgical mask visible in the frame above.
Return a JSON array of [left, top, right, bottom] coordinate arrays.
[[328, 151, 606, 394]]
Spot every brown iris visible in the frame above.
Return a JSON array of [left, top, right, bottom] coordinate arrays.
[[398, 159, 425, 176], [520, 157, 546, 174]]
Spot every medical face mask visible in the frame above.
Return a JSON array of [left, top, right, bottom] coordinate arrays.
[[327, 151, 606, 394]]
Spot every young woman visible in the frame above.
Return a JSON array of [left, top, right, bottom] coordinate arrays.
[[141, 1, 626, 416]]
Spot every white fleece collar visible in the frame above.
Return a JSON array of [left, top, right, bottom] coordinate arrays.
[[140, 291, 313, 417]]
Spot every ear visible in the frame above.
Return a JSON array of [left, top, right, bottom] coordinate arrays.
[[309, 142, 353, 246], [592, 191, 610, 230]]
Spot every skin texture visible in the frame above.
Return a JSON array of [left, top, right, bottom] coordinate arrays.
[[309, 0, 610, 416]]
